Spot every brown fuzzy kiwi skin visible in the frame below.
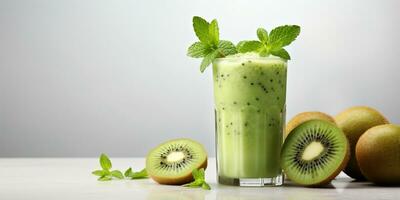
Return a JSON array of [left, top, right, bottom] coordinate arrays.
[[285, 111, 335, 139], [149, 159, 208, 185], [335, 106, 389, 180], [356, 124, 400, 185]]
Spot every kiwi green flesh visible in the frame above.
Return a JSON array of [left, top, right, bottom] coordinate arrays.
[[146, 139, 207, 180], [281, 120, 348, 186]]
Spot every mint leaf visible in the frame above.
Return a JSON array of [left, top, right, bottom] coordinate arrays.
[[182, 168, 211, 190], [93, 154, 127, 181], [202, 182, 211, 190], [271, 48, 290, 60], [200, 50, 219, 73], [257, 28, 268, 42], [111, 170, 124, 179], [269, 25, 300, 48], [187, 42, 211, 58], [125, 168, 148, 179], [259, 48, 270, 57], [209, 19, 219, 46], [183, 179, 203, 187], [92, 170, 107, 177], [130, 168, 148, 179], [98, 176, 112, 181], [191, 168, 202, 180], [124, 168, 132, 177], [217, 40, 237, 57], [237, 40, 262, 53], [193, 16, 210, 43], [237, 25, 300, 60], [100, 153, 112, 170], [196, 168, 205, 180], [188, 16, 238, 72]]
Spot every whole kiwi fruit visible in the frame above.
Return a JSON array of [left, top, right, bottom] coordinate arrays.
[[335, 106, 389, 180], [281, 120, 350, 186], [146, 138, 208, 185], [356, 124, 400, 185], [285, 111, 335, 139]]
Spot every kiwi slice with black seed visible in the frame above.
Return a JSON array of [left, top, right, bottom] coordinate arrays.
[[146, 138, 208, 185], [281, 120, 350, 186]]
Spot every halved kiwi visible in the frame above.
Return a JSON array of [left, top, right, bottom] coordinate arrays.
[[146, 138, 208, 185], [281, 120, 350, 186]]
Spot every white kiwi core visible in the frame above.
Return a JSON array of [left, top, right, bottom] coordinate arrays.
[[166, 151, 185, 163], [302, 141, 324, 161]]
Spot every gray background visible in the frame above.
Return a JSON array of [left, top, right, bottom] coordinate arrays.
[[1, 0, 399, 157]]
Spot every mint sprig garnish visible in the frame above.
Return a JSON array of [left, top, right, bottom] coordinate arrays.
[[187, 16, 237, 72], [124, 167, 148, 179], [237, 25, 300, 60], [92, 153, 124, 181], [182, 168, 211, 190]]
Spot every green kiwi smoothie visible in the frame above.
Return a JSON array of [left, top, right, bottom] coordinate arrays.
[[213, 53, 287, 180], [186, 16, 300, 186]]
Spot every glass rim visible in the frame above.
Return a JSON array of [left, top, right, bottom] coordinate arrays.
[[213, 55, 287, 63]]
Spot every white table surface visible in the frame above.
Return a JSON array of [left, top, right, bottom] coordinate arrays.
[[0, 158, 398, 200]]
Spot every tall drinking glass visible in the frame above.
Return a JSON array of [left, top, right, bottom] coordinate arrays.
[[213, 55, 286, 186]]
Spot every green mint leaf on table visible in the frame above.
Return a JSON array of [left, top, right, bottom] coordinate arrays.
[[111, 170, 124, 179], [92, 170, 107, 177], [125, 168, 148, 179], [183, 179, 204, 187], [124, 167, 132, 177], [92, 153, 124, 181], [182, 168, 211, 190], [237, 25, 300, 60], [100, 153, 112, 170], [98, 176, 112, 181], [192, 167, 204, 180], [202, 182, 211, 190], [188, 16, 237, 72]]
